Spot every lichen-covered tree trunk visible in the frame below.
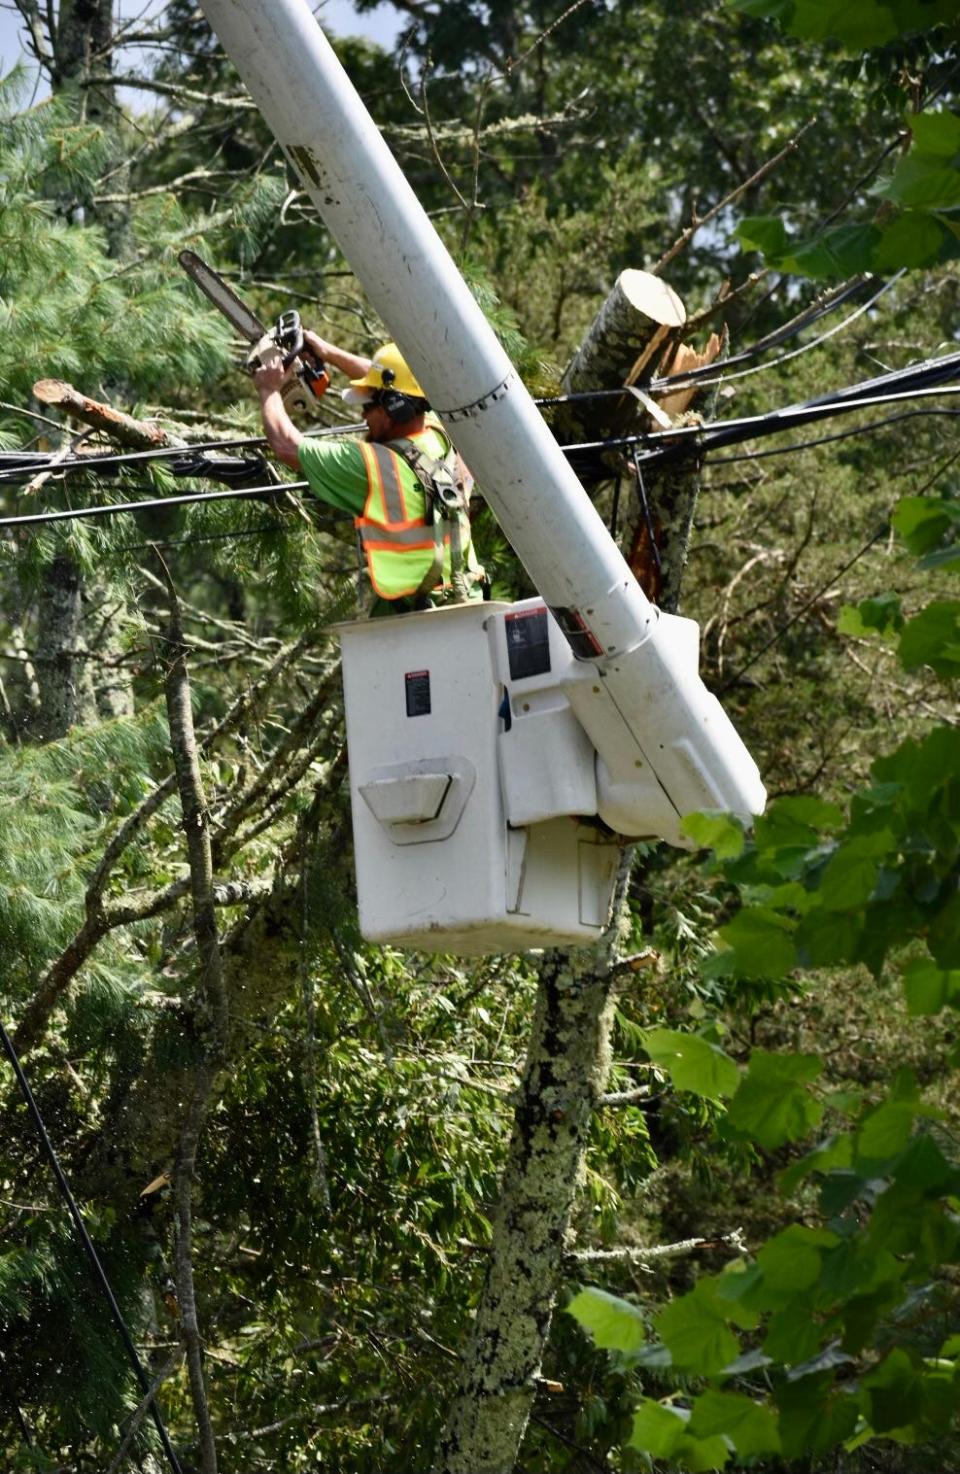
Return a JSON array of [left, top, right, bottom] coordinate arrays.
[[30, 553, 98, 740], [432, 894, 629, 1474]]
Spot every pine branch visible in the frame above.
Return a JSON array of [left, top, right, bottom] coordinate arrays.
[[12, 629, 320, 1056], [32, 379, 184, 453]]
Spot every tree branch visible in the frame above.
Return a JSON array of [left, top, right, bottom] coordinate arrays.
[[567, 1230, 747, 1266], [651, 119, 817, 276], [158, 557, 227, 1474]]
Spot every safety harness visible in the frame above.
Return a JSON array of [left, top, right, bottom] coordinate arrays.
[[389, 433, 477, 602]]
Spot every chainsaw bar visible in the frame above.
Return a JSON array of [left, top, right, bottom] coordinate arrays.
[[178, 250, 267, 343]]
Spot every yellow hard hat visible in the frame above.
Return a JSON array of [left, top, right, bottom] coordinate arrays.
[[343, 342, 426, 404]]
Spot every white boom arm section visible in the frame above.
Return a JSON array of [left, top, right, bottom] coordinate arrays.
[[198, 0, 765, 838]]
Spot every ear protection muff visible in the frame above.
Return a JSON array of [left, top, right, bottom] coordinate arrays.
[[376, 368, 425, 423]]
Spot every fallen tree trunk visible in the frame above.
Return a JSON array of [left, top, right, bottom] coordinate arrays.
[[554, 268, 687, 451]]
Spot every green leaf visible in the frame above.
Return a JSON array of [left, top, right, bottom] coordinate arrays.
[[689, 1389, 781, 1455], [730, 0, 960, 47], [902, 958, 960, 1015], [860, 1349, 923, 1433], [565, 1286, 647, 1353], [871, 211, 952, 270], [857, 1100, 917, 1160], [643, 1027, 740, 1101], [775, 1372, 859, 1459], [628, 1400, 688, 1457], [893, 494, 960, 556], [837, 594, 904, 639], [757, 1223, 838, 1292], [878, 153, 960, 211], [819, 842, 880, 911], [655, 1281, 741, 1375], [898, 601, 960, 677], [735, 214, 790, 256], [779, 1133, 853, 1192], [629, 1401, 731, 1472], [682, 810, 746, 858], [715, 906, 797, 979], [726, 1050, 824, 1149]]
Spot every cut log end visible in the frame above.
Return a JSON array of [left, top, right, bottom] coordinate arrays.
[[618, 269, 686, 328], [33, 378, 71, 406]]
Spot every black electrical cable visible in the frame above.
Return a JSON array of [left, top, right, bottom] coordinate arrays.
[[0, 480, 312, 530], [0, 422, 366, 484], [704, 407, 960, 468], [0, 1019, 184, 1474]]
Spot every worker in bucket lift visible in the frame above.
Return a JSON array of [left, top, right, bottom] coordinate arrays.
[[255, 335, 485, 612]]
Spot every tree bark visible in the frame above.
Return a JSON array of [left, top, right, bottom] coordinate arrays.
[[555, 269, 687, 451], [432, 871, 631, 1474]]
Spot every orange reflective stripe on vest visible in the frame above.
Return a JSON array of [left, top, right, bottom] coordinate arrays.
[[356, 439, 442, 599]]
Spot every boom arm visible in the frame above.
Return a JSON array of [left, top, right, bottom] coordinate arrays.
[[197, 0, 765, 837]]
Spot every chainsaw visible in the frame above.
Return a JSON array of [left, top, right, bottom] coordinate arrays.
[[178, 250, 330, 416]]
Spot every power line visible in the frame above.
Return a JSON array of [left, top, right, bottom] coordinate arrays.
[[704, 406, 960, 469]]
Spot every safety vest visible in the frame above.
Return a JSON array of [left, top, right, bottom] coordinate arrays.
[[355, 430, 479, 601]]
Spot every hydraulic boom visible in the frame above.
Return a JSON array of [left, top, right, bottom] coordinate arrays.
[[196, 0, 765, 840]]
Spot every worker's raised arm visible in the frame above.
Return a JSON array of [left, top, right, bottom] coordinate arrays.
[[302, 330, 371, 382], [254, 362, 303, 469]]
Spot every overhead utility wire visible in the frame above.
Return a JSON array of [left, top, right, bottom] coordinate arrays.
[[564, 383, 960, 469], [5, 384, 960, 534], [0, 1019, 184, 1474], [0, 480, 316, 530], [0, 280, 882, 484], [705, 406, 960, 467]]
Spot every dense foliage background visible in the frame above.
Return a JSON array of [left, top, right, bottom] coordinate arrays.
[[1, 1, 958, 1470]]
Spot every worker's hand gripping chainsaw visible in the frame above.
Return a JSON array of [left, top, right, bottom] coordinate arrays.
[[178, 250, 330, 415]]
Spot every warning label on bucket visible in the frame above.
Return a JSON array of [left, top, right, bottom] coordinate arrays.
[[505, 606, 551, 681], [404, 670, 431, 717]]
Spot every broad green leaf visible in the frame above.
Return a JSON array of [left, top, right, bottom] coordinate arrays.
[[860, 1349, 922, 1433], [628, 1400, 688, 1457], [857, 1100, 916, 1160], [779, 1133, 853, 1193], [764, 1307, 823, 1363], [819, 843, 880, 910], [902, 958, 960, 1015], [781, 223, 881, 278], [643, 1027, 739, 1101], [682, 810, 746, 858], [726, 1050, 823, 1149], [655, 1281, 742, 1375], [629, 1401, 731, 1472], [566, 1286, 647, 1352], [715, 906, 797, 979], [730, 0, 960, 47], [775, 1372, 859, 1459], [757, 1224, 838, 1292], [929, 893, 960, 968], [877, 153, 960, 211], [690, 1389, 781, 1455], [837, 594, 903, 639], [909, 109, 960, 157], [735, 214, 790, 256], [872, 210, 952, 270], [893, 494, 960, 556], [898, 601, 960, 677]]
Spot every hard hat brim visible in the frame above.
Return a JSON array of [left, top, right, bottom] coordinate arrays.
[[343, 385, 375, 405]]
